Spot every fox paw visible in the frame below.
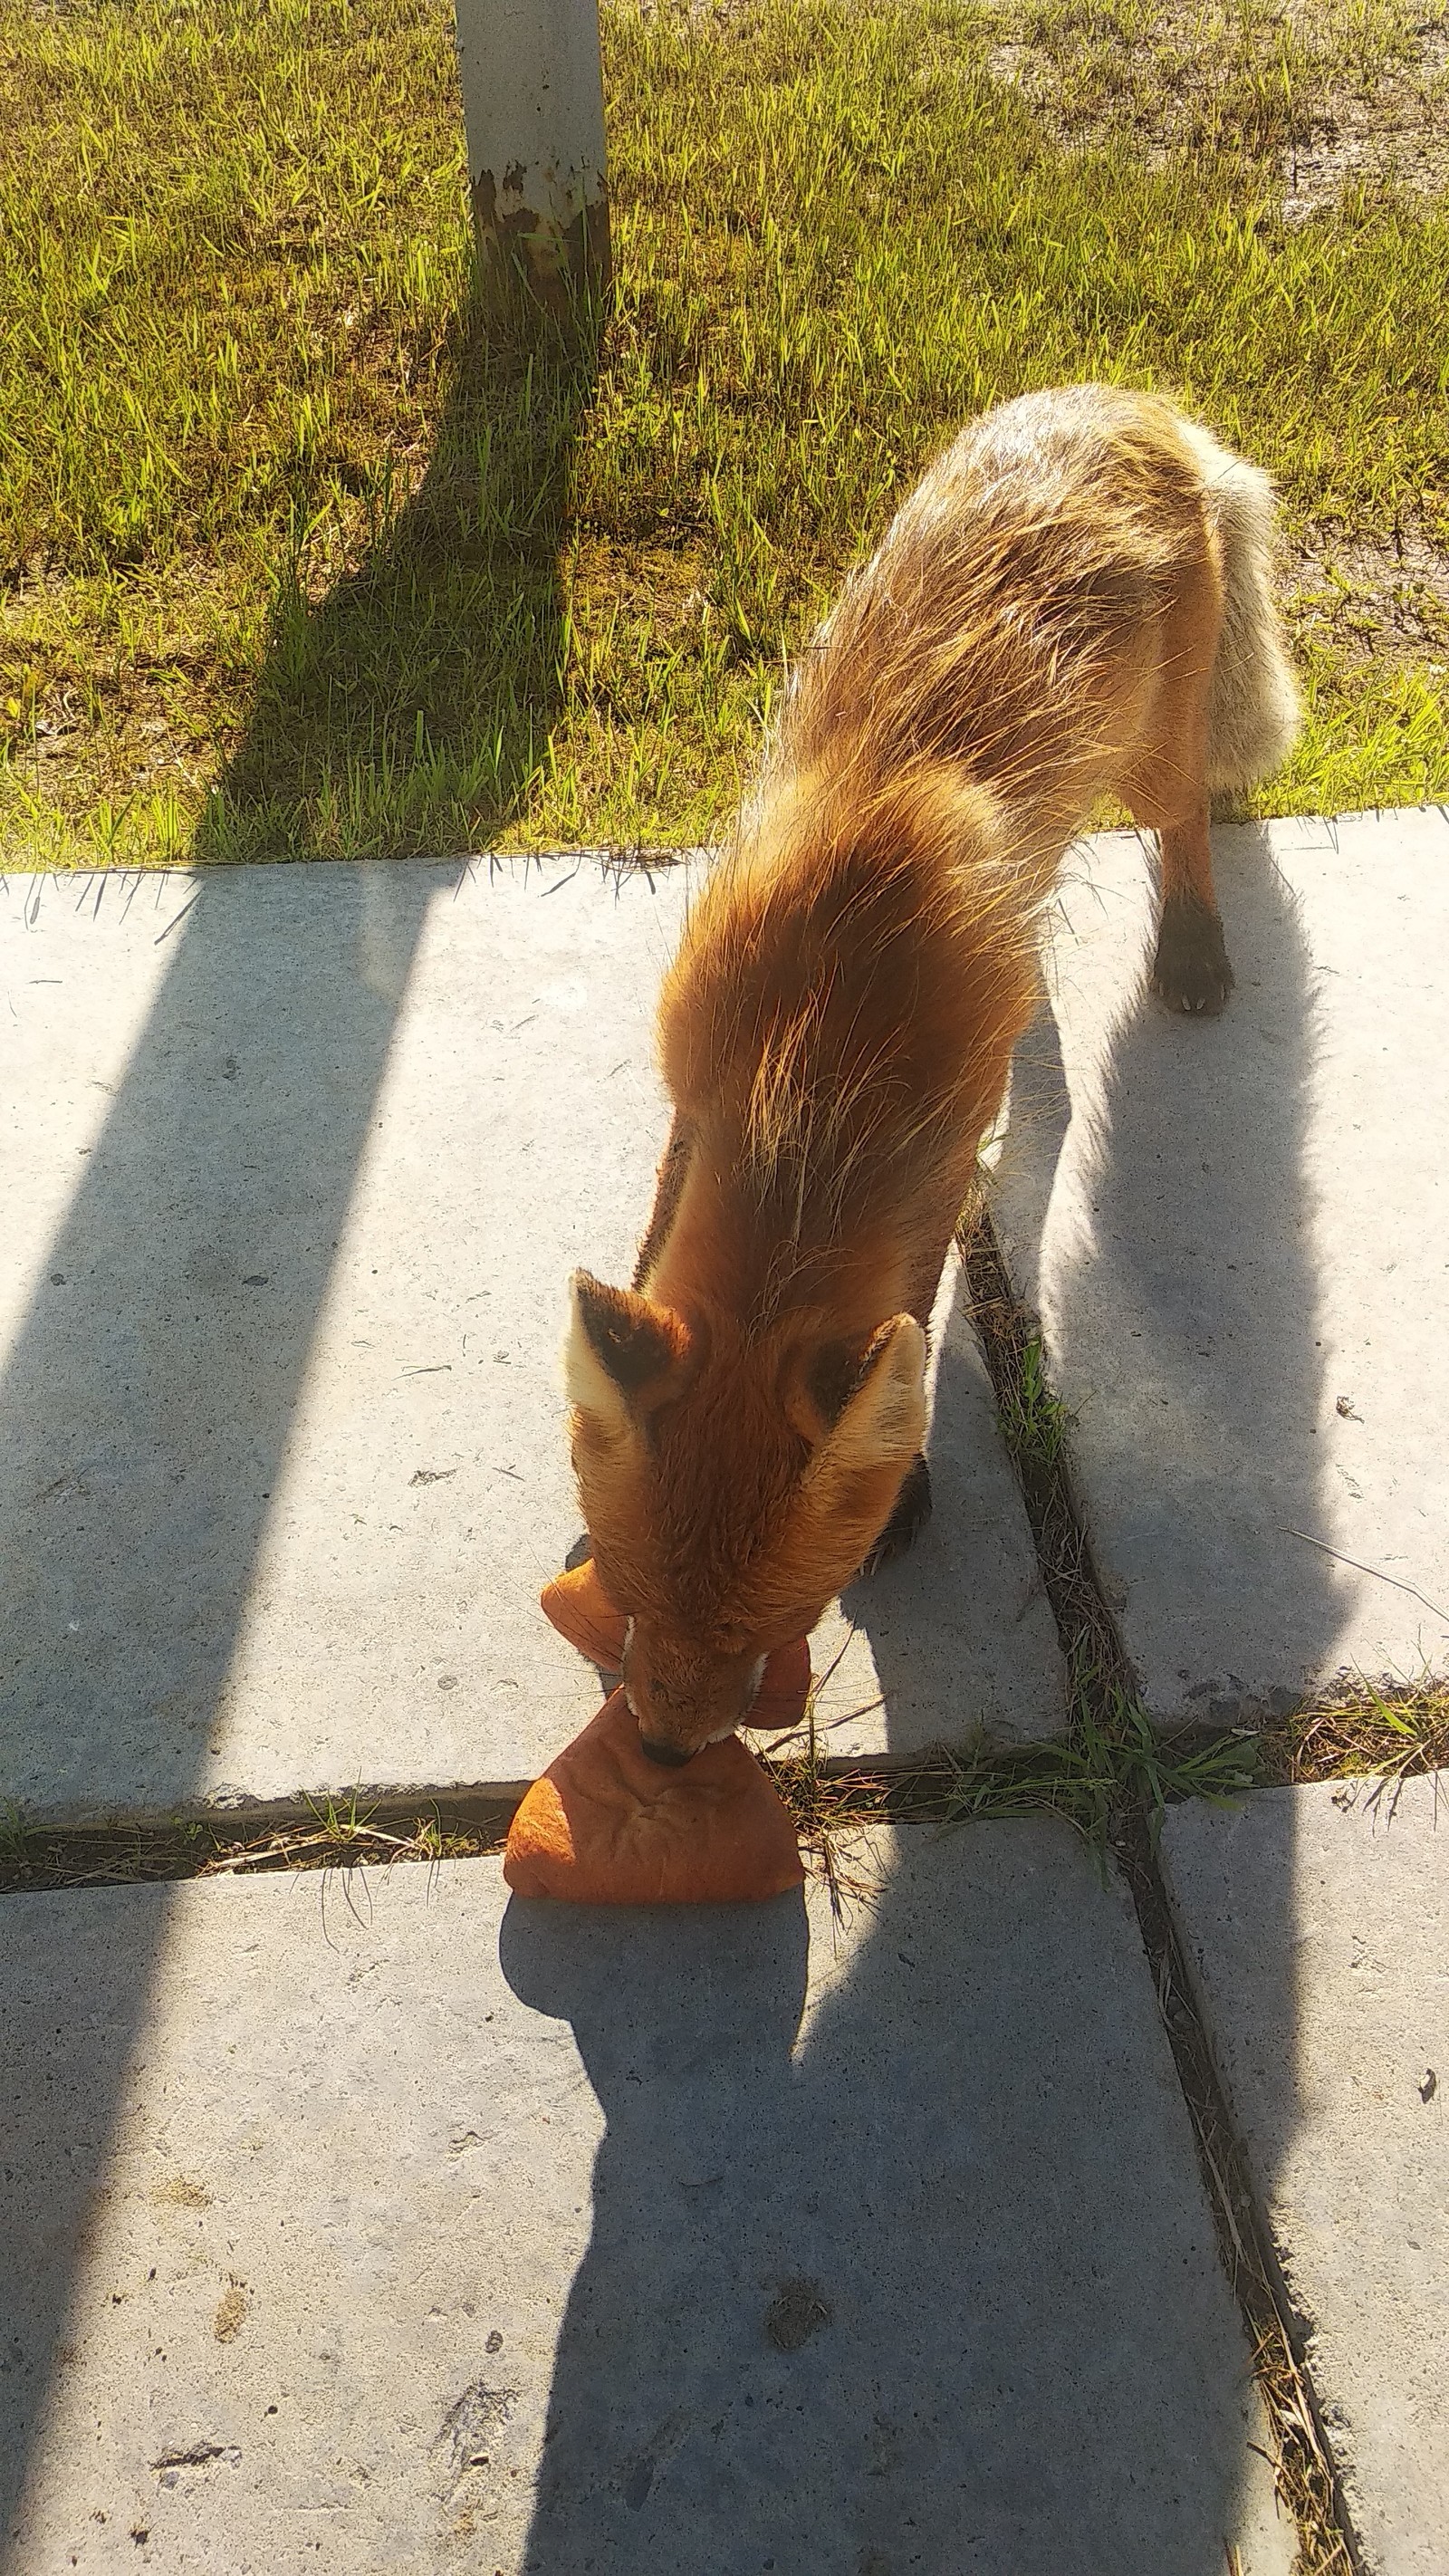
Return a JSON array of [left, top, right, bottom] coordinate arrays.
[[1152, 895, 1234, 1015], [858, 1453, 933, 1578]]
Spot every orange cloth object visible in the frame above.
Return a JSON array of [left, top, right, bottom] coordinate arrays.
[[513, 1557, 813, 1903], [750, 1633, 811, 1733], [539, 1559, 811, 1735], [504, 1688, 805, 1904], [539, 1559, 629, 1668]]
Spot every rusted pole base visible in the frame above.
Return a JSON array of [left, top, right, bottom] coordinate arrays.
[[471, 177, 611, 338], [453, 0, 611, 343]]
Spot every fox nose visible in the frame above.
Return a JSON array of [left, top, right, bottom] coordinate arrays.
[[638, 1735, 696, 1768]]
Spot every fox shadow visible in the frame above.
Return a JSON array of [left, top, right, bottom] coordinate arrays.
[[499, 822, 1349, 2575], [501, 1819, 1281, 2575]]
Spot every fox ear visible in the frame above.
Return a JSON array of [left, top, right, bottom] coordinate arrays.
[[782, 1337, 861, 1447], [811, 1315, 927, 1486], [564, 1272, 694, 1434], [763, 1315, 928, 1616]]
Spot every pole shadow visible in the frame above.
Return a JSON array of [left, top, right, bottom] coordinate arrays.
[[1, 283, 593, 2550], [191, 293, 597, 866], [0, 860, 434, 2550]]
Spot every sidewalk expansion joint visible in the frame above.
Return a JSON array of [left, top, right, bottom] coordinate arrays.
[[962, 1192, 1368, 2576], [0, 1786, 523, 1898], [0, 1733, 1239, 1901]]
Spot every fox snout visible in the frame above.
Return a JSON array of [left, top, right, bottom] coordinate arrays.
[[621, 1622, 768, 1765]]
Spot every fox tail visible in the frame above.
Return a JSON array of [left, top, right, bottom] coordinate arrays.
[[1179, 418, 1301, 793]]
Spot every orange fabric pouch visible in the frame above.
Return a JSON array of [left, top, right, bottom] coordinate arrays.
[[505, 1560, 810, 1904]]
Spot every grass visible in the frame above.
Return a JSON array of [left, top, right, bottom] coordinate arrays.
[[1258, 1673, 1449, 1784], [993, 1327, 1073, 1474], [945, 1685, 1259, 1842], [0, 1788, 513, 1895], [2, 0, 1447, 867]]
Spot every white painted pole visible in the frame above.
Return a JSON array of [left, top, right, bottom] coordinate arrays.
[[452, 0, 610, 321]]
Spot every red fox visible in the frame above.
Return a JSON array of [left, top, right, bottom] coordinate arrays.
[[565, 384, 1300, 1763]]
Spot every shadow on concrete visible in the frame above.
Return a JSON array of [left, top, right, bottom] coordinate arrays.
[[0, 863, 434, 2551], [991, 825, 1350, 1719], [0, 866, 435, 1823], [984, 823, 1357, 2523], [191, 296, 596, 864], [496, 826, 1353, 2573], [0, 286, 593, 2532], [1, 820, 1341, 2564], [501, 1824, 1281, 2575], [830, 1257, 1060, 1753]]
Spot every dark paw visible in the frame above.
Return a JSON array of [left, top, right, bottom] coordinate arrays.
[[858, 1453, 933, 1578], [1151, 895, 1234, 1015]]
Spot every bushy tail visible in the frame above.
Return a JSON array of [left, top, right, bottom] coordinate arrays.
[[1178, 418, 1301, 792]]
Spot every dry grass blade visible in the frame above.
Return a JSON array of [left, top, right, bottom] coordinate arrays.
[[763, 1721, 894, 1917], [1257, 1675, 1449, 1785], [0, 1791, 515, 1895]]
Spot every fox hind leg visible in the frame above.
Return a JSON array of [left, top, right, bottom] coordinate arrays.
[[1124, 584, 1235, 1016], [1152, 808, 1235, 1015], [1130, 428, 1300, 1015]]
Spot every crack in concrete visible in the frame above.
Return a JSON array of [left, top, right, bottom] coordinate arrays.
[[962, 1195, 1368, 2576]]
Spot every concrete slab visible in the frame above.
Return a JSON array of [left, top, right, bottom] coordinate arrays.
[[989, 806, 1449, 1725], [1, 860, 1061, 1825], [1163, 1776, 1449, 2575], [1, 1828, 1290, 2573], [780, 1245, 1063, 1764]]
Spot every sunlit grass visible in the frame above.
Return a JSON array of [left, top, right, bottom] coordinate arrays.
[[2, 0, 1446, 865]]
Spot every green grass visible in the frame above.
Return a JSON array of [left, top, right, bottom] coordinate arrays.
[[1258, 1673, 1449, 1783], [942, 1690, 1259, 1847], [994, 1330, 1074, 1473], [3, 0, 1447, 866]]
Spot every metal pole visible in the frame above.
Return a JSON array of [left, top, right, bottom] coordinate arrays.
[[452, 0, 610, 323]]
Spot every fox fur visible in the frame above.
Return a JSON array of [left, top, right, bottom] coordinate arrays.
[[565, 383, 1299, 1760]]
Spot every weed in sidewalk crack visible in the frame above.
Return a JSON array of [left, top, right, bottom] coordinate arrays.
[[962, 1187, 1367, 2573], [995, 1326, 1073, 1474], [0, 1794, 513, 1897], [1258, 1673, 1449, 1787]]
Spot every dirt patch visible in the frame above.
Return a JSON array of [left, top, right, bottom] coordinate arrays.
[[984, 0, 1449, 212], [212, 2283, 249, 2343], [152, 2175, 212, 2212], [763, 2278, 832, 2350], [1290, 514, 1449, 669], [1281, 12, 1449, 217]]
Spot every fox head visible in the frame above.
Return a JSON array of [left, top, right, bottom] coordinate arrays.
[[564, 1271, 926, 1763]]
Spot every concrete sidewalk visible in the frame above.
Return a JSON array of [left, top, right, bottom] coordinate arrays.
[[989, 805, 1449, 1727], [0, 859, 1060, 1828], [4, 809, 1447, 2574], [1165, 1775, 1449, 2576], [1, 1836, 1289, 2576]]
